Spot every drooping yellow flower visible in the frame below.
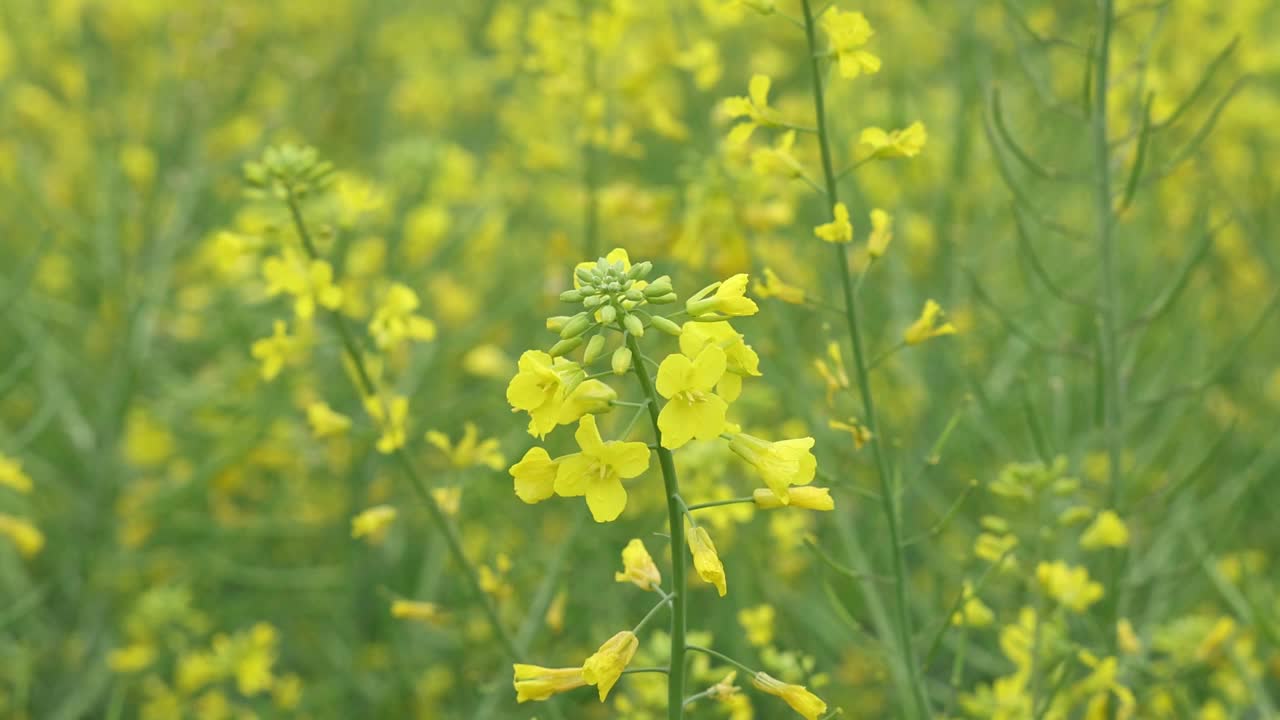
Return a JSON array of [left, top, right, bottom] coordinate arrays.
[[581, 631, 639, 701], [904, 299, 957, 345], [506, 351, 615, 438], [856, 122, 927, 160], [829, 417, 872, 450], [728, 433, 817, 503], [509, 447, 559, 504], [250, 320, 302, 381], [738, 604, 776, 646], [1080, 510, 1130, 550], [686, 274, 760, 318], [390, 599, 445, 624], [678, 321, 761, 402], [369, 283, 436, 350], [751, 672, 828, 720], [656, 345, 729, 449], [688, 525, 727, 596], [425, 422, 504, 470], [815, 202, 853, 243], [305, 402, 351, 438], [553, 415, 650, 522], [724, 74, 777, 146], [513, 664, 586, 703], [0, 454, 32, 494], [821, 8, 880, 79], [0, 513, 44, 557], [614, 538, 662, 591], [351, 505, 397, 544], [753, 268, 806, 304], [261, 249, 343, 319], [868, 208, 892, 259], [752, 486, 834, 510], [1037, 561, 1104, 612], [363, 393, 409, 454]]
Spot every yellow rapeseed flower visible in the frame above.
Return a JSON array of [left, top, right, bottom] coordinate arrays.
[[904, 299, 957, 345], [363, 393, 409, 454], [0, 454, 32, 494], [261, 249, 343, 319], [425, 422, 504, 470], [688, 525, 727, 596], [581, 630, 639, 701], [0, 513, 44, 557], [753, 268, 806, 304], [678, 321, 761, 403], [250, 320, 302, 381], [821, 8, 880, 79], [656, 345, 730, 449], [751, 671, 828, 720], [752, 486, 834, 510], [509, 447, 559, 504], [738, 604, 775, 646], [107, 644, 156, 673], [856, 122, 927, 160], [728, 433, 818, 504], [513, 664, 585, 703], [614, 538, 662, 591], [553, 415, 650, 522], [351, 505, 397, 544], [686, 274, 760, 318], [506, 351, 616, 438], [868, 208, 892, 259], [390, 600, 445, 624], [1037, 561, 1104, 612], [1081, 510, 1130, 550], [369, 283, 436, 350], [724, 74, 777, 146], [814, 202, 853, 244], [305, 401, 351, 438]]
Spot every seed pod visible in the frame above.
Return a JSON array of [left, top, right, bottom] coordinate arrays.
[[611, 347, 633, 375], [549, 336, 584, 358], [583, 334, 606, 364], [650, 315, 682, 337], [559, 312, 592, 339], [599, 304, 618, 325], [623, 313, 645, 337]]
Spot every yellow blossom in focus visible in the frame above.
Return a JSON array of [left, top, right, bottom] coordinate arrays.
[[614, 538, 662, 591], [904, 299, 957, 345], [0, 513, 44, 557], [553, 415, 650, 522], [814, 202, 853, 244], [754, 268, 806, 304], [425, 422, 504, 470], [686, 274, 760, 318], [728, 432, 817, 503], [752, 486, 834, 510], [688, 525, 727, 596], [369, 283, 437, 351], [821, 9, 880, 79], [306, 402, 351, 438], [679, 321, 761, 403], [510, 447, 559, 504], [513, 664, 585, 703], [506, 351, 616, 438], [1037, 561, 1104, 612], [351, 505, 397, 544], [0, 454, 32, 494], [856, 122, 927, 160], [582, 630, 639, 701], [656, 345, 730, 449], [1081, 509, 1130, 550], [751, 671, 828, 720], [738, 604, 775, 646]]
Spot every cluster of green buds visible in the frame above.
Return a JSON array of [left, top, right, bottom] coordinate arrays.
[[546, 255, 683, 370], [243, 143, 335, 200]]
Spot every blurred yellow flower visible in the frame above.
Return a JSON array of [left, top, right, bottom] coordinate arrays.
[[753, 268, 806, 304], [868, 208, 892, 259], [738, 604, 775, 646], [306, 402, 351, 438], [262, 250, 343, 319], [821, 9, 880, 79], [752, 486, 834, 511], [0, 454, 32, 494], [1037, 561, 1104, 612], [369, 283, 436, 351], [724, 74, 778, 146], [815, 202, 853, 244], [351, 505, 397, 544], [425, 422, 504, 470], [1081, 510, 1130, 550], [513, 664, 585, 703], [391, 600, 445, 624], [0, 513, 44, 557], [904, 299, 957, 345], [856, 122, 927, 160], [107, 644, 156, 673], [251, 320, 303, 381], [363, 393, 409, 454]]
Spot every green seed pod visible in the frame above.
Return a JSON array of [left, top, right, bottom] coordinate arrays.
[[648, 292, 678, 305], [583, 334, 606, 364], [650, 315, 683, 337], [623, 313, 645, 337], [599, 304, 618, 325], [559, 312, 592, 339], [560, 289, 584, 303], [627, 261, 653, 280], [611, 347, 633, 375], [549, 336, 584, 358], [546, 315, 571, 332]]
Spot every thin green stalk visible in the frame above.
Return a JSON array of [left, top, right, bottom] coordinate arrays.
[[686, 496, 755, 511], [1091, 0, 1126, 662], [284, 193, 521, 664], [798, 1, 929, 716], [685, 645, 757, 677], [625, 332, 688, 720]]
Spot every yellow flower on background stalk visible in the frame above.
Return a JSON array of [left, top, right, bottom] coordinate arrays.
[[815, 202, 853, 243], [363, 393, 409, 454], [1037, 561, 1104, 612], [678, 321, 761, 402], [390, 600, 445, 624], [751, 130, 804, 178], [753, 268, 806, 304], [369, 283, 436, 350], [738, 604, 775, 646], [724, 74, 778, 146], [828, 417, 872, 449], [686, 274, 760, 318], [0, 454, 32, 494], [351, 505, 397, 544], [250, 320, 302, 381], [751, 671, 828, 720], [1081, 509, 1130, 550], [261, 249, 343, 319], [728, 432, 817, 503], [513, 664, 585, 703], [752, 486, 834, 510], [688, 525, 727, 596], [425, 422, 504, 470], [904, 299, 957, 345], [506, 350, 616, 439], [0, 513, 44, 558], [656, 345, 730, 449], [951, 581, 995, 627], [821, 8, 880, 79], [868, 208, 892, 259], [509, 447, 559, 504], [614, 538, 662, 591], [856, 122, 927, 160], [581, 631, 639, 701], [306, 401, 351, 437], [553, 415, 650, 522], [107, 644, 156, 673]]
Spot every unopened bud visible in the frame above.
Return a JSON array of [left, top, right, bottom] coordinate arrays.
[[583, 334, 606, 363], [648, 292, 678, 305], [650, 315, 682, 337], [599, 305, 618, 325], [623, 313, 645, 337], [546, 315, 571, 332], [549, 336, 583, 358], [584, 295, 607, 310], [643, 276, 673, 298], [560, 312, 592, 339], [611, 347, 633, 375], [627, 261, 653, 280], [575, 267, 597, 285], [560, 289, 584, 303]]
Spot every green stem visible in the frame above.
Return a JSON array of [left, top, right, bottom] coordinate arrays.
[[625, 332, 687, 720], [685, 645, 757, 676], [686, 496, 755, 511], [284, 193, 521, 664], [633, 591, 676, 635], [1091, 0, 1126, 663], [798, 1, 929, 716]]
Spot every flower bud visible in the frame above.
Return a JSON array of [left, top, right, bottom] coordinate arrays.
[[549, 336, 584, 357], [583, 334, 606, 363], [643, 276, 673, 298], [611, 347, 632, 375], [624, 288, 645, 303], [649, 315, 682, 337], [576, 267, 597, 285], [560, 289, 584, 303], [546, 315, 571, 333], [627, 261, 653, 280], [648, 292, 678, 305], [599, 305, 618, 325], [560, 313, 592, 339], [623, 313, 645, 337]]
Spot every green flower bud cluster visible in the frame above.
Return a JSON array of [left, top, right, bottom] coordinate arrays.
[[546, 255, 682, 363], [244, 144, 335, 200]]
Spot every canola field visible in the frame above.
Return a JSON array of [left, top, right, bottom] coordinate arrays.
[[2, 1, 1279, 718]]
